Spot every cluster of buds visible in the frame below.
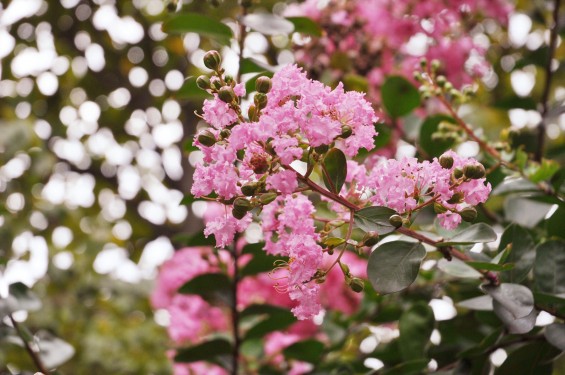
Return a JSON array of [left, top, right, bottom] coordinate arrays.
[[414, 59, 477, 103]]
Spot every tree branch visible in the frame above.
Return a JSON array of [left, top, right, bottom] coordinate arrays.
[[9, 315, 50, 374]]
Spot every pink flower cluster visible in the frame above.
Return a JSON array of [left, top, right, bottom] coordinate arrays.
[[362, 150, 491, 229], [285, 0, 512, 92]]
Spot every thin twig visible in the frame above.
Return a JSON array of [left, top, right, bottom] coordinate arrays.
[[536, 0, 562, 161], [9, 315, 49, 374]]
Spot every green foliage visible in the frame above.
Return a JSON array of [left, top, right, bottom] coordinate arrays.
[[354, 206, 398, 235], [178, 273, 233, 306], [162, 13, 233, 44], [322, 148, 347, 194], [381, 76, 421, 118]]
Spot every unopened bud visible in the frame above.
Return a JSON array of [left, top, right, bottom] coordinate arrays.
[[420, 58, 427, 68], [341, 125, 353, 139], [220, 128, 231, 139], [362, 232, 380, 247], [348, 277, 364, 293], [453, 168, 463, 179], [248, 104, 257, 120], [232, 205, 248, 220], [439, 154, 454, 169], [460, 207, 477, 222], [254, 93, 268, 109], [197, 130, 216, 147], [196, 75, 211, 90], [259, 192, 278, 205], [234, 197, 252, 211], [314, 144, 329, 154], [339, 262, 350, 276], [224, 75, 234, 84], [255, 76, 272, 94], [241, 182, 259, 196], [203, 50, 222, 70], [389, 214, 403, 228], [431, 59, 441, 71], [463, 163, 486, 179], [447, 192, 464, 204], [218, 86, 236, 103], [436, 75, 446, 87], [433, 202, 447, 214]]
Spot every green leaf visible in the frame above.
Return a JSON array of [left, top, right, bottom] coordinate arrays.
[[162, 13, 233, 45], [35, 331, 75, 368], [466, 261, 514, 272], [482, 283, 534, 319], [419, 115, 456, 157], [0, 283, 42, 318], [438, 223, 497, 246], [322, 148, 347, 194], [382, 359, 429, 375], [457, 295, 493, 311], [492, 178, 539, 195], [239, 57, 275, 75], [180, 194, 195, 206], [322, 237, 346, 247], [242, 13, 294, 35], [498, 224, 535, 283], [534, 240, 565, 295], [172, 231, 216, 247], [342, 73, 369, 93], [399, 302, 434, 360], [527, 158, 560, 183], [286, 16, 322, 37], [503, 196, 554, 228], [283, 339, 325, 363], [367, 241, 426, 294], [495, 342, 560, 375], [437, 258, 482, 279], [177, 76, 213, 100], [545, 323, 565, 350], [174, 338, 233, 363], [381, 76, 420, 118], [354, 206, 398, 235], [492, 300, 536, 334], [242, 304, 296, 340], [178, 273, 233, 306], [240, 244, 287, 277]]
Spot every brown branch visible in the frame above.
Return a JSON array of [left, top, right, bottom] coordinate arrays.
[[9, 315, 49, 374]]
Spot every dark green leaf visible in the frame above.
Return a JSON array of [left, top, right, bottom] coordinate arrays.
[[504, 196, 554, 228], [283, 339, 324, 363], [382, 359, 429, 375], [493, 300, 536, 334], [178, 273, 233, 306], [242, 304, 295, 340], [498, 224, 535, 283], [174, 338, 233, 363], [545, 323, 565, 350], [367, 241, 426, 294], [286, 16, 322, 37], [495, 342, 560, 375], [438, 223, 497, 246], [399, 302, 434, 360], [180, 194, 195, 206], [239, 57, 275, 75], [240, 244, 286, 277], [482, 283, 534, 319], [460, 328, 504, 357], [0, 283, 42, 318], [457, 295, 493, 311], [419, 115, 456, 157], [177, 76, 213, 100], [354, 206, 398, 235], [322, 148, 347, 194], [172, 231, 216, 247], [162, 13, 233, 45], [242, 13, 294, 35], [381, 76, 420, 118], [535, 240, 565, 295]]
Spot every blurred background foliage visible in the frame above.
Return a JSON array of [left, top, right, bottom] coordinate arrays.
[[1, 0, 565, 374]]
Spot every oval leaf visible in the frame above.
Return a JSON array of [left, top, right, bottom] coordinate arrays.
[[545, 323, 565, 350], [162, 13, 233, 45], [354, 206, 398, 235], [534, 240, 565, 295], [493, 300, 537, 334], [174, 338, 233, 363], [419, 115, 456, 157], [496, 342, 560, 375], [283, 339, 325, 363], [178, 273, 233, 307], [381, 76, 420, 118], [482, 283, 534, 319], [322, 148, 347, 194], [399, 302, 434, 360], [498, 224, 535, 283], [368, 241, 426, 294], [286, 16, 322, 37], [242, 13, 294, 35], [438, 223, 497, 246], [437, 258, 482, 279]]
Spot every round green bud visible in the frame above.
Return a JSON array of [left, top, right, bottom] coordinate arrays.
[[431, 59, 441, 71], [433, 202, 447, 214], [197, 130, 216, 147], [362, 232, 380, 247], [241, 182, 259, 196], [452, 168, 464, 179], [420, 58, 427, 68], [463, 163, 486, 179], [248, 104, 257, 120], [218, 86, 236, 103], [348, 277, 364, 293], [232, 205, 248, 220], [219, 128, 231, 139], [389, 214, 403, 228], [203, 50, 222, 70], [439, 154, 454, 169], [436, 75, 446, 87], [341, 125, 353, 139], [259, 192, 278, 205], [196, 75, 211, 90], [254, 92, 268, 109], [460, 207, 478, 222], [447, 192, 464, 204], [224, 75, 234, 84], [234, 197, 252, 211], [255, 76, 272, 94]]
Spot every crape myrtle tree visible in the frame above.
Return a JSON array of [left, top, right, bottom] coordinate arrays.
[[2, 0, 565, 374], [154, 0, 565, 374]]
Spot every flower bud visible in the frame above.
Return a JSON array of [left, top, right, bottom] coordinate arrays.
[[197, 130, 216, 147], [203, 50, 222, 70], [389, 214, 403, 228], [348, 277, 364, 293], [234, 197, 252, 211], [463, 163, 486, 179], [196, 75, 211, 90], [452, 168, 463, 179], [224, 75, 234, 85], [431, 59, 441, 71], [255, 76, 272, 94], [436, 75, 446, 87], [447, 192, 464, 204], [438, 154, 454, 169], [460, 207, 477, 222], [341, 125, 353, 138], [254, 93, 268, 109], [362, 232, 379, 247], [339, 262, 350, 276], [232, 205, 248, 220], [219, 129, 231, 140], [259, 192, 278, 205], [314, 144, 329, 154], [241, 182, 259, 196], [420, 58, 427, 68], [433, 202, 447, 214], [248, 104, 257, 120], [218, 86, 236, 103]]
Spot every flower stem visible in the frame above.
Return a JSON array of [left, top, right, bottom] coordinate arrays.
[[9, 315, 50, 374]]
